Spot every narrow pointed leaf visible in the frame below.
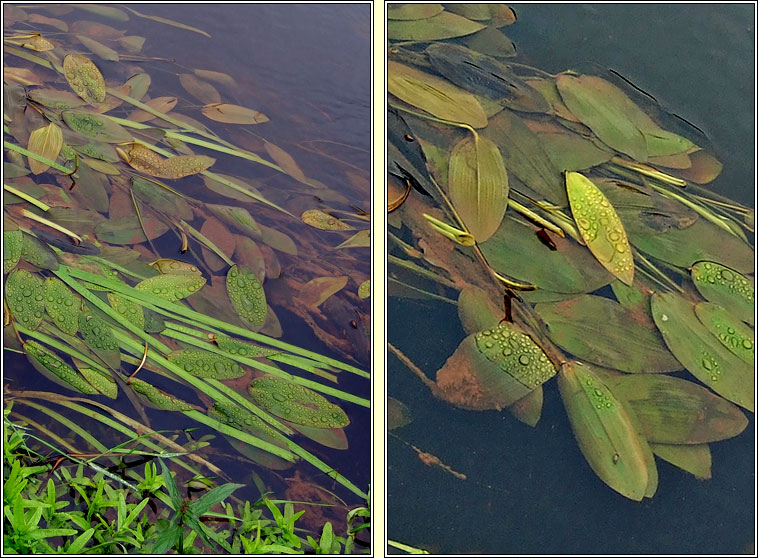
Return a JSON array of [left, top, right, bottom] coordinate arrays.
[[24, 340, 99, 394], [649, 443, 712, 480], [129, 378, 197, 411], [79, 309, 121, 369], [107, 291, 145, 330], [297, 276, 349, 308], [387, 4, 443, 20], [76, 35, 119, 61], [301, 210, 354, 231], [4, 230, 23, 273]]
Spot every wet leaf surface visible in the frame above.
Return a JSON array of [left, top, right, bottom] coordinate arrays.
[[694, 301, 754, 363], [691, 261, 754, 326], [44, 277, 80, 335], [135, 272, 206, 303], [6, 269, 45, 330], [24, 339, 99, 394], [249, 376, 350, 428], [62, 53, 106, 104], [226, 264, 267, 328], [301, 209, 354, 231], [168, 349, 245, 379], [79, 308, 121, 370]]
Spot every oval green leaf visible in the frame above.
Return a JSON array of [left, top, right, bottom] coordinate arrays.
[[691, 261, 754, 326], [301, 209, 354, 232], [79, 309, 121, 370], [388, 10, 485, 40], [694, 301, 754, 364], [61, 110, 132, 143], [249, 376, 350, 428], [107, 291, 145, 330], [129, 378, 197, 411], [27, 122, 63, 175], [649, 443, 711, 480], [6, 269, 45, 330], [24, 339, 99, 394], [135, 273, 206, 303], [167, 349, 244, 379], [226, 265, 267, 328], [63, 53, 106, 104], [4, 230, 23, 273], [44, 277, 80, 335]]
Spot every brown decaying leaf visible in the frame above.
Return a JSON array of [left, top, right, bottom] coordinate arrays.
[[296, 276, 349, 308], [127, 96, 178, 123], [179, 73, 221, 104], [263, 141, 311, 185], [4, 67, 43, 87], [201, 103, 269, 125]]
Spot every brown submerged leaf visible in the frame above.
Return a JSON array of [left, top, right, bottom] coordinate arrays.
[[120, 142, 215, 178], [202, 103, 269, 125]]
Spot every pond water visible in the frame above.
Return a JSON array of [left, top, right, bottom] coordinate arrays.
[[387, 4, 754, 555], [3, 1, 371, 540]]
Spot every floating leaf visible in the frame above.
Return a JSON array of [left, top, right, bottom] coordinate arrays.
[[120, 143, 215, 178], [557, 361, 650, 501], [117, 35, 145, 54], [556, 74, 647, 161], [193, 69, 237, 88], [388, 10, 485, 40], [226, 265, 267, 328], [286, 422, 348, 450], [213, 333, 279, 358], [301, 210, 354, 231], [129, 378, 197, 411], [387, 4, 443, 20], [179, 73, 221, 104], [124, 73, 151, 101], [388, 61, 487, 128], [149, 259, 201, 275], [649, 443, 711, 480], [167, 349, 244, 379], [27, 122, 63, 174], [131, 176, 193, 220], [79, 309, 121, 369], [126, 96, 178, 123], [678, 150, 722, 184], [249, 376, 349, 428], [482, 110, 566, 206], [608, 374, 748, 444], [76, 35, 119, 61], [95, 215, 169, 245], [263, 141, 311, 185], [334, 230, 370, 249], [123, 6, 211, 37], [535, 295, 681, 373], [508, 388, 544, 427], [651, 292, 753, 411], [44, 277, 80, 335], [201, 103, 269, 124], [24, 340, 98, 394], [20, 232, 59, 270], [358, 279, 370, 299], [462, 26, 516, 58], [107, 291, 145, 330], [63, 53, 106, 104], [448, 134, 508, 242], [4, 230, 23, 273], [78, 366, 117, 399], [6, 269, 45, 330], [691, 261, 754, 326], [694, 302, 754, 364], [297, 276, 349, 309], [135, 273, 206, 303], [73, 4, 129, 22], [61, 110, 131, 142], [566, 172, 634, 285], [5, 33, 55, 51]]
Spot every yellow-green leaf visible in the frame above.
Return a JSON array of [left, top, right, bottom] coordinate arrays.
[[227, 265, 267, 328], [388, 4, 443, 20], [301, 209, 354, 231], [388, 10, 485, 40], [27, 122, 63, 175], [388, 60, 487, 128], [63, 53, 106, 104], [201, 103, 269, 125], [566, 171, 634, 285], [76, 34, 119, 61], [691, 261, 754, 326], [448, 134, 508, 242], [127, 96, 177, 123], [334, 230, 370, 249], [297, 276, 349, 308], [358, 279, 370, 299], [135, 273, 206, 303]]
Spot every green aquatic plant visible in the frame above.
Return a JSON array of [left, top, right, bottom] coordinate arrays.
[[388, 2, 753, 505]]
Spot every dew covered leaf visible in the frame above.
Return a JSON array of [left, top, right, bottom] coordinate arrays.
[[129, 378, 197, 411], [448, 134, 508, 242], [388, 10, 485, 40], [212, 333, 280, 358], [107, 291, 145, 330], [120, 142, 215, 179], [227, 265, 267, 328], [249, 376, 349, 428], [649, 443, 711, 480], [535, 294, 681, 373], [63, 53, 106, 104], [149, 259, 202, 275], [79, 309, 121, 370], [557, 361, 651, 501], [301, 210, 354, 231], [388, 61, 488, 128], [61, 110, 132, 142], [135, 273, 206, 303], [651, 292, 753, 411], [297, 276, 349, 309], [334, 230, 370, 249], [201, 103, 269, 125], [78, 366, 118, 399], [20, 232, 60, 270], [480, 216, 612, 294], [607, 374, 748, 444], [694, 302, 754, 364], [6, 269, 45, 330], [27, 122, 63, 174], [167, 349, 245, 379], [691, 261, 754, 326], [556, 74, 648, 161], [387, 4, 443, 20], [44, 277, 80, 335], [24, 339, 99, 394], [4, 230, 23, 273]]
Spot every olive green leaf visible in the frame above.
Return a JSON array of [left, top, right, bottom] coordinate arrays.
[[301, 210, 354, 231], [61, 110, 132, 143], [249, 376, 350, 428], [78, 365, 118, 399], [691, 261, 754, 326], [24, 339, 99, 395], [4, 230, 23, 273], [44, 277, 80, 335], [167, 349, 244, 379], [27, 122, 63, 175], [6, 269, 45, 330], [135, 273, 206, 303], [178, 73, 221, 104], [388, 397, 413, 430], [557, 361, 650, 501], [79, 309, 121, 370], [535, 294, 681, 373], [358, 279, 370, 299], [95, 215, 170, 245], [651, 292, 753, 411], [212, 333, 280, 358], [566, 171, 634, 285], [131, 176, 193, 220], [201, 103, 269, 124], [388, 60, 488, 128], [76, 35, 119, 61], [694, 302, 754, 364], [462, 26, 516, 58], [107, 291, 145, 330], [649, 443, 711, 480], [20, 232, 59, 270], [226, 265, 267, 328], [120, 142, 215, 179], [63, 53, 106, 104], [448, 134, 508, 242], [608, 374, 748, 444], [387, 4, 443, 20], [388, 10, 485, 40], [334, 230, 370, 249], [129, 378, 197, 411], [149, 259, 202, 275]]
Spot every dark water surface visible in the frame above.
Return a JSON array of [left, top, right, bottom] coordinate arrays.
[[388, 4, 755, 555], [4, 1, 371, 527]]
